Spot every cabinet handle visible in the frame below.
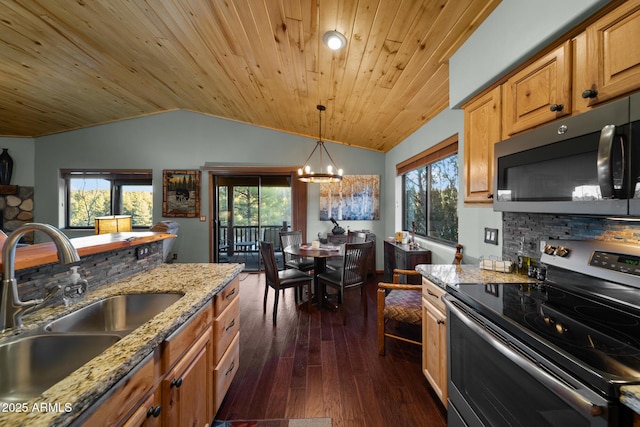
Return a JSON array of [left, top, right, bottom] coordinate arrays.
[[582, 89, 598, 99], [170, 377, 183, 388], [225, 360, 235, 376], [437, 319, 445, 325], [226, 288, 237, 299], [487, 193, 494, 199], [426, 289, 439, 298], [549, 103, 564, 112], [146, 406, 162, 418], [225, 319, 236, 332]]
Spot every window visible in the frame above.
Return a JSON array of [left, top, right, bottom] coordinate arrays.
[[398, 136, 459, 244], [62, 170, 153, 229]]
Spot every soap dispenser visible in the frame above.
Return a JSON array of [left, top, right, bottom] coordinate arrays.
[[63, 266, 88, 306]]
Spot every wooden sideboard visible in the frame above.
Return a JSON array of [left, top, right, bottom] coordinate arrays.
[[383, 240, 431, 284]]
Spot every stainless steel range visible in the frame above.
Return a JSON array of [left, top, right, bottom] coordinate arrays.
[[444, 239, 640, 427]]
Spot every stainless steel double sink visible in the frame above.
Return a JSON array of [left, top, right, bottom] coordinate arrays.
[[0, 293, 183, 403]]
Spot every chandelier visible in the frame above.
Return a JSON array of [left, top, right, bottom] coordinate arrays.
[[297, 105, 343, 183]]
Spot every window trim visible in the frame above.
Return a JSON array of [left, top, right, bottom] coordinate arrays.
[[397, 134, 459, 245], [62, 169, 153, 229]]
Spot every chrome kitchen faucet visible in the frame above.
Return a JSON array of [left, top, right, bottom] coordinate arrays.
[[0, 223, 81, 332]]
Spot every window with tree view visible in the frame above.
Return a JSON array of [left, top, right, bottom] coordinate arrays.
[[64, 170, 153, 229], [403, 154, 458, 244]]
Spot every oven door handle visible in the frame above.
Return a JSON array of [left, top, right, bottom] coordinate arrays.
[[445, 298, 605, 418]]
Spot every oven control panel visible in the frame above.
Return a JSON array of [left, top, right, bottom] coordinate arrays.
[[589, 251, 640, 276], [541, 239, 640, 288]]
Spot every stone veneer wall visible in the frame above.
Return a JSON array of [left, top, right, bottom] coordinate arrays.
[[502, 212, 640, 266], [0, 186, 35, 243], [15, 240, 164, 307]]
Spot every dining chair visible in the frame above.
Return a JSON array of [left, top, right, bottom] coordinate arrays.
[[377, 244, 463, 355], [317, 241, 373, 325], [260, 241, 313, 324], [326, 230, 367, 271], [279, 230, 314, 272]]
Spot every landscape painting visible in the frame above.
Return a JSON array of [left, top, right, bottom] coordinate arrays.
[[320, 175, 380, 221], [163, 170, 200, 217]]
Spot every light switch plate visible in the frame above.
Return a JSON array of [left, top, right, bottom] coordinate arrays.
[[484, 227, 499, 245]]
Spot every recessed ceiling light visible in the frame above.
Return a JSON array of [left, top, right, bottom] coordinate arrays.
[[322, 31, 347, 50]]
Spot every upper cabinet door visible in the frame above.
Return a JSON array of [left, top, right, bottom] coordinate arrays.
[[581, 0, 640, 107], [463, 86, 501, 203], [502, 41, 572, 139]]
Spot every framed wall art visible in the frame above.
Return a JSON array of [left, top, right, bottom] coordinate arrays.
[[320, 175, 380, 221], [162, 169, 201, 217]]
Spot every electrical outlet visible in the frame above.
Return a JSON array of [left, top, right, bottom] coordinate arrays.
[[484, 227, 499, 245], [136, 246, 150, 260]]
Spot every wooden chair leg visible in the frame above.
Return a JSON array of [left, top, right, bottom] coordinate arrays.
[[273, 288, 280, 324], [377, 288, 386, 355], [307, 282, 312, 314], [263, 280, 269, 314]]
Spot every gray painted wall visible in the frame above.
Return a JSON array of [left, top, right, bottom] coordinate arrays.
[[32, 111, 385, 265]]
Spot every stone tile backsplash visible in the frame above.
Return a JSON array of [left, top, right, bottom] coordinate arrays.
[[15, 241, 164, 306], [502, 212, 640, 266]]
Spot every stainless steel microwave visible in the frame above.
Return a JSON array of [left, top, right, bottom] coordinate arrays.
[[493, 92, 640, 216]]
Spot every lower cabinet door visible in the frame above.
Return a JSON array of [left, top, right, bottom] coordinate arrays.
[[162, 328, 213, 427], [122, 390, 162, 427], [422, 298, 448, 407]]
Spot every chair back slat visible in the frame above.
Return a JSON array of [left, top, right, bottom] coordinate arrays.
[[280, 230, 304, 263], [341, 241, 372, 287], [347, 231, 367, 243], [260, 241, 280, 287]]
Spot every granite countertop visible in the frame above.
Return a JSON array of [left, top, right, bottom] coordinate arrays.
[[415, 263, 537, 290], [0, 262, 244, 427], [416, 263, 640, 416]]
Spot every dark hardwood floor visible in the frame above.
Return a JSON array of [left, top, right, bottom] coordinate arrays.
[[215, 272, 447, 427]]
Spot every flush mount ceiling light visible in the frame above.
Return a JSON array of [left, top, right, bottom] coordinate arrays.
[[322, 30, 347, 50], [298, 105, 343, 183]]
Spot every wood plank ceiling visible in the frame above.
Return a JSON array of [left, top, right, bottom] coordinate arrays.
[[0, 0, 499, 152]]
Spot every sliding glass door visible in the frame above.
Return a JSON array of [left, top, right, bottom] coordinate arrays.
[[214, 175, 292, 271]]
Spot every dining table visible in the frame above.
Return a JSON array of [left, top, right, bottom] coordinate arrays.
[[283, 243, 342, 308]]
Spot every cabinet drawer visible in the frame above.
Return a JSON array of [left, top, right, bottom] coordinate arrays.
[[162, 303, 213, 372], [422, 277, 446, 312], [80, 350, 159, 426], [213, 296, 240, 364], [215, 277, 240, 317], [214, 333, 240, 413]]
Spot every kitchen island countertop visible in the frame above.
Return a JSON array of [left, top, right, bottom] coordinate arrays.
[[0, 262, 243, 427]]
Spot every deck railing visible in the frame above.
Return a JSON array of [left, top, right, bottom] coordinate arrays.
[[219, 225, 284, 255]]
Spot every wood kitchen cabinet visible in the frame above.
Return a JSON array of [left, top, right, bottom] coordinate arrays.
[[422, 277, 447, 407], [383, 240, 431, 284], [162, 327, 213, 427], [576, 0, 640, 111], [502, 41, 572, 139], [463, 86, 501, 203], [462, 1, 640, 205]]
